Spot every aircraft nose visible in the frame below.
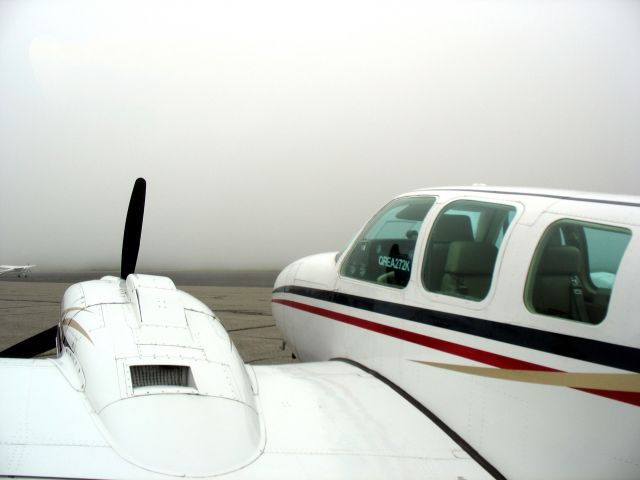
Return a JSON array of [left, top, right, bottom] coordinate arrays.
[[273, 260, 302, 291]]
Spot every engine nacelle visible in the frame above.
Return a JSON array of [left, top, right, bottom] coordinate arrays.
[[58, 274, 263, 476]]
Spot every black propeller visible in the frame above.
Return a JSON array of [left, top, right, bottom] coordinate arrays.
[[0, 177, 147, 358], [121, 177, 146, 279], [0, 325, 58, 358]]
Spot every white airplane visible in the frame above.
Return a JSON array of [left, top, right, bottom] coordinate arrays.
[[0, 264, 35, 277], [0, 181, 638, 479], [272, 186, 640, 479]]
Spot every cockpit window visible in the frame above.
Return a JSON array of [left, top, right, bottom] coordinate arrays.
[[340, 196, 436, 288], [525, 220, 631, 324], [422, 200, 516, 301]]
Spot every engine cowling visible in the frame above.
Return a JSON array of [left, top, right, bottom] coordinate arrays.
[[58, 274, 263, 476]]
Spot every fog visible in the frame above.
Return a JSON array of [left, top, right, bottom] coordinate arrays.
[[1, 0, 639, 271]]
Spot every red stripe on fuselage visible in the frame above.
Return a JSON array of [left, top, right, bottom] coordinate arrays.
[[272, 298, 640, 407]]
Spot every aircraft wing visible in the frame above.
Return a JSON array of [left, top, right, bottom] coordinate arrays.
[[0, 265, 33, 276], [0, 358, 494, 479], [0, 266, 14, 276]]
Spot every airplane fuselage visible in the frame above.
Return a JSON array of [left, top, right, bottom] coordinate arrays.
[[272, 187, 640, 480]]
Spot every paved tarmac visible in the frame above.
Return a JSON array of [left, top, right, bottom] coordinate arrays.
[[0, 276, 295, 365]]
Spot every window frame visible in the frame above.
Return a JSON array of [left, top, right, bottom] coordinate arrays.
[[524, 218, 632, 325], [337, 195, 437, 290], [419, 198, 521, 305]]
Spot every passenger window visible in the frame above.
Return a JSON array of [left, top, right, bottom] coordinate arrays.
[[422, 200, 516, 301], [526, 220, 631, 324], [340, 196, 436, 288]]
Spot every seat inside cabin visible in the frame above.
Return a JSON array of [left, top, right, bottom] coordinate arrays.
[[531, 245, 585, 320], [441, 241, 498, 299], [424, 215, 474, 292]]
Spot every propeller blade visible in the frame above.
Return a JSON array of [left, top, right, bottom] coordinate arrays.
[[1, 178, 147, 358], [0, 325, 57, 358], [121, 177, 146, 279]]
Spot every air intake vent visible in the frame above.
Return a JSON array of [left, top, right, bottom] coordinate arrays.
[[131, 365, 190, 388]]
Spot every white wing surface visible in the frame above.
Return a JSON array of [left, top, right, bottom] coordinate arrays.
[[1, 358, 493, 479]]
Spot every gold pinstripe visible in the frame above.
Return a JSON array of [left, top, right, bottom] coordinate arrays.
[[61, 317, 94, 344], [412, 360, 640, 392]]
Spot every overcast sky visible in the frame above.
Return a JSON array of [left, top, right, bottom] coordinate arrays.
[[1, 0, 639, 271]]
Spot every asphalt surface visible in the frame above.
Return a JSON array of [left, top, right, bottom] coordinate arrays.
[[0, 276, 295, 365]]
